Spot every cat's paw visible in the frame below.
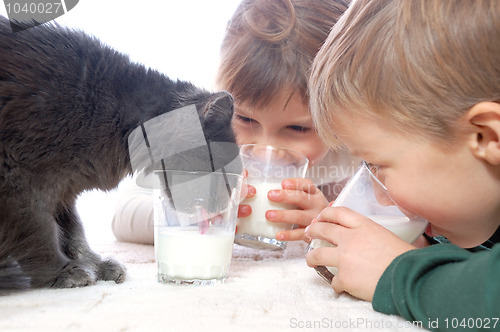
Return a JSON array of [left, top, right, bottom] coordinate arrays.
[[97, 258, 126, 283], [51, 261, 97, 288]]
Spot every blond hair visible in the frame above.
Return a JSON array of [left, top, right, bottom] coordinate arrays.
[[217, 0, 349, 109], [310, 0, 500, 148]]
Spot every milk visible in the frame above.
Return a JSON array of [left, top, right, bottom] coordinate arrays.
[[370, 215, 428, 243], [236, 182, 296, 239], [312, 215, 427, 276], [155, 226, 235, 282]]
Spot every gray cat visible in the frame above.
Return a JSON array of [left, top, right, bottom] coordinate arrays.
[[0, 16, 237, 292]]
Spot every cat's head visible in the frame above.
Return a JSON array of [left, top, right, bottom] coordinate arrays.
[[178, 89, 241, 174], [129, 88, 242, 187], [195, 90, 236, 145]]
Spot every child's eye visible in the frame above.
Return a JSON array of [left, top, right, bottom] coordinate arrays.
[[364, 161, 380, 175], [287, 125, 311, 133], [235, 114, 255, 123]]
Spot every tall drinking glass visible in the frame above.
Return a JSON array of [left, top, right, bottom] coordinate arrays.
[[235, 144, 309, 250], [308, 162, 428, 283], [154, 170, 244, 285]]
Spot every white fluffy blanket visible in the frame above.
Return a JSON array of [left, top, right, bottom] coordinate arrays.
[[0, 191, 425, 332]]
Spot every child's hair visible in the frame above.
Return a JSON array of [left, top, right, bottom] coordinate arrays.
[[310, 0, 500, 148], [216, 0, 350, 109]]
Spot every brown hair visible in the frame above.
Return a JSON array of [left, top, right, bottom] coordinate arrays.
[[310, 0, 500, 148], [217, 0, 350, 109]]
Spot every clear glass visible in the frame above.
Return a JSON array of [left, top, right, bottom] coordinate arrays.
[[154, 170, 243, 285], [307, 162, 428, 283], [235, 144, 309, 250]]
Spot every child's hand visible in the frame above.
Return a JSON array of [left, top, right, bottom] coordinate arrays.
[[237, 184, 256, 218], [305, 206, 415, 301], [268, 178, 329, 242]]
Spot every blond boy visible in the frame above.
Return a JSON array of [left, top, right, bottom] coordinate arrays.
[[306, 0, 500, 327]]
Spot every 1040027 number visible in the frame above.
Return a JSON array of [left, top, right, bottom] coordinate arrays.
[[5, 2, 64, 15], [444, 317, 499, 329]]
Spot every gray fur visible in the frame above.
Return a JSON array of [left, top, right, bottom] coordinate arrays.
[[0, 16, 237, 292]]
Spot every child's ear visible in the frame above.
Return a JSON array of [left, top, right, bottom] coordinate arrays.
[[466, 101, 500, 165]]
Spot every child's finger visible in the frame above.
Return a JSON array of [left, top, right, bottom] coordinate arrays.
[[265, 209, 312, 227], [237, 204, 252, 218], [281, 178, 320, 194], [246, 184, 256, 198], [304, 220, 343, 245], [306, 246, 337, 269], [268, 187, 328, 210], [316, 206, 370, 229], [275, 228, 306, 242]]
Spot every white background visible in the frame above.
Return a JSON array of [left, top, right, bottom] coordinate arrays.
[[1, 0, 241, 89], [0, 0, 242, 241]]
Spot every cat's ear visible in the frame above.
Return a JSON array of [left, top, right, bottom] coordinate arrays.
[[203, 92, 234, 122], [212, 92, 234, 113]]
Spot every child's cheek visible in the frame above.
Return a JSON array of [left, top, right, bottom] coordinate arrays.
[[385, 187, 422, 219]]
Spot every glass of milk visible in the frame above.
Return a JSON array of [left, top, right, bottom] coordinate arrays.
[[308, 161, 428, 283], [153, 169, 244, 285], [234, 144, 309, 250]]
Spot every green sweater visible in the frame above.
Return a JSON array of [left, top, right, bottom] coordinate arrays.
[[372, 243, 500, 331]]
